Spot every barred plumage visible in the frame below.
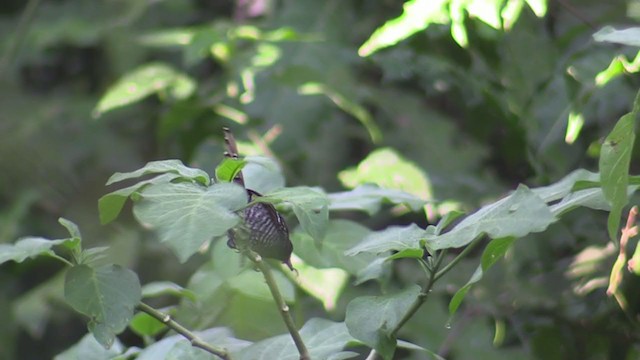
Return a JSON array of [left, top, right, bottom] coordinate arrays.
[[223, 128, 293, 270]]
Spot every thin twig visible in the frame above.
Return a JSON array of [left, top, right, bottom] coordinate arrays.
[[136, 302, 231, 360], [243, 249, 310, 360], [434, 237, 484, 282]]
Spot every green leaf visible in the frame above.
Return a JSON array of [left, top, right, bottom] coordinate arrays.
[[260, 186, 330, 243], [227, 270, 295, 303], [243, 156, 286, 194], [345, 285, 421, 360], [593, 26, 640, 47], [0, 237, 73, 265], [64, 264, 141, 348], [58, 217, 81, 240], [328, 184, 426, 215], [427, 185, 555, 250], [215, 158, 247, 183], [599, 91, 640, 242], [358, 0, 449, 56], [532, 169, 600, 203], [236, 318, 356, 360], [291, 263, 349, 310], [94, 62, 196, 116], [129, 311, 166, 337], [550, 186, 640, 216], [293, 220, 382, 277], [345, 223, 427, 257], [355, 257, 389, 285], [435, 210, 465, 234], [338, 148, 432, 201], [106, 159, 210, 186], [141, 281, 196, 301], [53, 333, 124, 360], [132, 182, 246, 262], [99, 173, 180, 225], [449, 237, 516, 316], [166, 341, 217, 360], [448, 267, 481, 317], [135, 327, 249, 359], [397, 340, 445, 360], [292, 203, 328, 246]]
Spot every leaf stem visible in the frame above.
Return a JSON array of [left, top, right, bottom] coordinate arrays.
[[391, 251, 445, 338], [50, 254, 74, 267], [365, 251, 446, 360], [243, 249, 310, 360], [434, 236, 483, 282], [136, 302, 230, 360]]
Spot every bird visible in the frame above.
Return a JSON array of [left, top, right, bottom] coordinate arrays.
[[223, 127, 294, 270]]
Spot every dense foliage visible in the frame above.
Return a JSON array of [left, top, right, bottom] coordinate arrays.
[[2, 0, 640, 359]]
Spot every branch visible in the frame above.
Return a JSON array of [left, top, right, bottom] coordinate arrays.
[[365, 251, 447, 360], [434, 236, 484, 282], [136, 302, 231, 360], [243, 249, 310, 360]]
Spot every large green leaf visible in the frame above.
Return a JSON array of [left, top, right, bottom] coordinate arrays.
[[260, 186, 330, 243], [427, 185, 555, 250], [550, 186, 640, 216], [135, 327, 250, 360], [236, 318, 356, 360], [99, 173, 180, 225], [0, 237, 73, 265], [132, 182, 246, 262], [64, 264, 141, 348], [94, 62, 195, 116], [358, 0, 449, 56], [345, 223, 428, 258], [345, 285, 421, 360], [338, 148, 432, 201], [531, 169, 599, 203], [106, 159, 210, 186], [328, 184, 426, 215], [599, 91, 639, 242], [293, 220, 379, 277], [243, 156, 286, 194]]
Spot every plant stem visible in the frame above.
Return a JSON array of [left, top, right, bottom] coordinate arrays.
[[391, 252, 445, 338], [243, 249, 310, 360], [365, 251, 447, 360], [136, 302, 230, 360], [50, 254, 74, 267], [434, 236, 483, 282]]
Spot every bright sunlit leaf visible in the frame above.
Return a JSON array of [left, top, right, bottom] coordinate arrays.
[[94, 63, 195, 117], [525, 0, 547, 17], [358, 0, 449, 57], [339, 148, 432, 201]]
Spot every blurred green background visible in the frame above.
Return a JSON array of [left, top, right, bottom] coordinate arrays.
[[2, 0, 640, 359]]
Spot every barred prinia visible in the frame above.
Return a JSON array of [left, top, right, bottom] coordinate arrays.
[[223, 127, 294, 270]]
